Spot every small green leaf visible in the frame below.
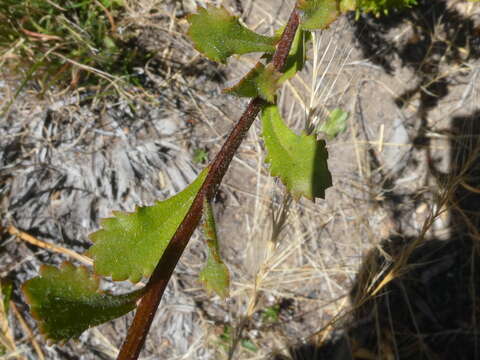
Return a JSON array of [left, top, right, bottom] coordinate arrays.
[[100, 0, 124, 7], [280, 29, 311, 82], [103, 36, 117, 50], [193, 148, 209, 164], [262, 304, 280, 322], [298, 0, 339, 30], [218, 325, 232, 351], [0, 280, 12, 356], [318, 108, 349, 140], [88, 168, 209, 283], [187, 6, 278, 64], [261, 105, 332, 200], [264, 28, 312, 82], [220, 325, 232, 342], [224, 63, 281, 103], [340, 0, 356, 12], [1, 280, 13, 315], [199, 200, 230, 298], [241, 339, 258, 352], [22, 263, 144, 342]]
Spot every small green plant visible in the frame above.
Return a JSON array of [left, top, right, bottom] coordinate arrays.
[[261, 304, 281, 323], [193, 148, 209, 164], [218, 325, 233, 351], [0, 0, 148, 92], [216, 325, 258, 354], [18, 0, 418, 359], [318, 108, 349, 140]]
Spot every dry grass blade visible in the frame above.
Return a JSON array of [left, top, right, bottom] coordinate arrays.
[[7, 226, 92, 266], [2, 0, 480, 359], [0, 290, 16, 358], [10, 303, 44, 360]]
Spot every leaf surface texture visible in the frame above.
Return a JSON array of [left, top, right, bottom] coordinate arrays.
[[199, 201, 230, 298], [298, 0, 339, 30], [23, 263, 144, 342], [261, 105, 332, 200], [224, 63, 281, 102], [187, 6, 277, 64], [88, 168, 209, 282], [318, 108, 349, 140]]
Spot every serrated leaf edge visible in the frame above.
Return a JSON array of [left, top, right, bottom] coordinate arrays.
[[22, 262, 145, 343], [187, 5, 278, 64], [297, 0, 341, 30], [262, 105, 332, 200], [223, 63, 281, 102], [87, 168, 209, 283]]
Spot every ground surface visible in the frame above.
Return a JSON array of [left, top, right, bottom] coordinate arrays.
[[1, 0, 480, 359]]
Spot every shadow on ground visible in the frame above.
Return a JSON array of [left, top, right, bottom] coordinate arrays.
[[272, 1, 480, 359], [351, 0, 480, 148], [273, 102, 480, 360]]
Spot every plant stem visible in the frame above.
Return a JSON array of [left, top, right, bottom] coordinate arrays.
[[117, 6, 300, 360]]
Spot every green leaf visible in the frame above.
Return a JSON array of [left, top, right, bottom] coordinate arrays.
[[0, 280, 12, 356], [261, 105, 332, 200], [22, 263, 144, 342], [199, 200, 230, 298], [340, 0, 357, 12], [88, 168, 209, 283], [187, 6, 278, 64], [193, 148, 209, 164], [224, 63, 281, 103], [318, 108, 349, 140], [103, 36, 117, 50], [262, 304, 280, 322], [1, 280, 13, 315], [241, 339, 258, 352], [218, 325, 232, 351], [279, 29, 311, 82], [264, 28, 312, 82], [220, 325, 232, 342], [298, 0, 340, 30]]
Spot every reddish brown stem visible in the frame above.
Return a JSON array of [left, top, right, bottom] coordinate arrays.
[[117, 7, 300, 360]]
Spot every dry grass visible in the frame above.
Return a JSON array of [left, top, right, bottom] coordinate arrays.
[[1, 0, 480, 359]]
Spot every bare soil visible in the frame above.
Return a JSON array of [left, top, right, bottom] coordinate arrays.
[[1, 0, 480, 359]]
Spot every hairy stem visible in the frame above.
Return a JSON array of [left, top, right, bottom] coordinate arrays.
[[117, 6, 300, 360]]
